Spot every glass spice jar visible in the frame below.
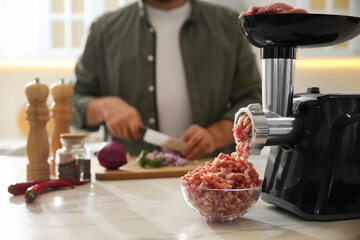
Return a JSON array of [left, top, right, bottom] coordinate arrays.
[[56, 133, 91, 181]]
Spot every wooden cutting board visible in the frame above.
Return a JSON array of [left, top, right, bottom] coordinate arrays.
[[94, 157, 212, 180]]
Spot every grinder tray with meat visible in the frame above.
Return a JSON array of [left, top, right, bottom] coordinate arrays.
[[240, 2, 308, 16]]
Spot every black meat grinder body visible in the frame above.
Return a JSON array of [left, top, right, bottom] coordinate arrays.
[[262, 93, 360, 220], [237, 13, 360, 220]]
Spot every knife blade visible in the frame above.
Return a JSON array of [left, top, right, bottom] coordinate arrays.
[[140, 126, 187, 151]]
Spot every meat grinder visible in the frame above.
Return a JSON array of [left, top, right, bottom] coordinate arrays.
[[236, 13, 360, 220]]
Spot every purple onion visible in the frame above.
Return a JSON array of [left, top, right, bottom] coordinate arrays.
[[97, 141, 128, 169]]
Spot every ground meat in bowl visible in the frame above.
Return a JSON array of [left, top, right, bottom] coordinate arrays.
[[180, 113, 262, 221], [180, 183, 261, 222], [181, 153, 261, 189]]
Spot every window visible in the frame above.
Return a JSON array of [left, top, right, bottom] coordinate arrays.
[[45, 0, 86, 57], [0, 0, 136, 59], [0, 0, 358, 59]]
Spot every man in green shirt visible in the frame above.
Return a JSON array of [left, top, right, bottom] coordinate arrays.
[[71, 0, 261, 159]]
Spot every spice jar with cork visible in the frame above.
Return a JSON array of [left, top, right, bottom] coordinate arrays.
[[56, 133, 91, 181]]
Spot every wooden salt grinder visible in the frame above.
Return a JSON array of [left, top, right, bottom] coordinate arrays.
[[50, 79, 74, 175], [25, 78, 50, 180]]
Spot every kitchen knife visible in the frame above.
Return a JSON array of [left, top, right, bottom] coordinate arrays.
[[141, 127, 187, 151]]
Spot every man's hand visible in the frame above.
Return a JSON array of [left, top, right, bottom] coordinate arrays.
[[86, 96, 143, 139], [180, 125, 215, 160], [180, 120, 234, 160]]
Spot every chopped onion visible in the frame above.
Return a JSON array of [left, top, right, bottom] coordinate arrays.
[[146, 149, 192, 166]]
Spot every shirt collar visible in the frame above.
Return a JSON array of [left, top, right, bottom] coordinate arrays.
[[138, 0, 199, 22]]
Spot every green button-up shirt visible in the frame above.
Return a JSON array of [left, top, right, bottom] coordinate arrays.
[[71, 0, 261, 156]]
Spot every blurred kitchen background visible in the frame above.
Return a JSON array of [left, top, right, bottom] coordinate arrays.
[[0, 0, 359, 154]]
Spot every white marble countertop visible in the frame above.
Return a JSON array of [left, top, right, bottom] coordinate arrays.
[[1, 154, 360, 240]]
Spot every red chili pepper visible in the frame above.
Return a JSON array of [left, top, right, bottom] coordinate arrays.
[[60, 178, 91, 185], [24, 180, 74, 201], [8, 178, 90, 196], [8, 179, 50, 196]]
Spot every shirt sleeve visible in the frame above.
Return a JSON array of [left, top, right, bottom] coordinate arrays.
[[71, 20, 102, 132], [221, 33, 262, 120]]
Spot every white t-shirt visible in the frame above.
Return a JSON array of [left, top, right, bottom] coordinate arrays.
[[146, 2, 192, 139]]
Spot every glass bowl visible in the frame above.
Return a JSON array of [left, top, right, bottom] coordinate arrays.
[[180, 183, 261, 222]]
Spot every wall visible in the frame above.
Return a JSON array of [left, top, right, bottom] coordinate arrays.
[[295, 63, 360, 94], [0, 66, 75, 140], [1, 61, 360, 141]]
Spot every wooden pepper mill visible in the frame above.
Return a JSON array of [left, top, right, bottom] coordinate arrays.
[[50, 79, 74, 175], [25, 78, 50, 180]]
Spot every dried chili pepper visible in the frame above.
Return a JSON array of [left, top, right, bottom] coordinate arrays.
[[8, 179, 50, 196], [24, 180, 74, 201]]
